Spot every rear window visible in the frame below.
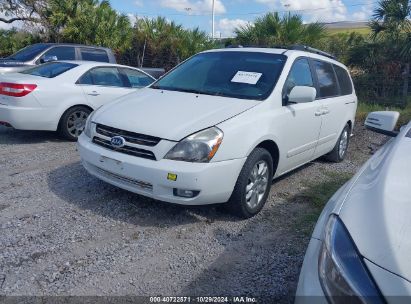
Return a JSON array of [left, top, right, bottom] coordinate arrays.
[[334, 64, 353, 95], [21, 62, 78, 78], [80, 48, 109, 63]]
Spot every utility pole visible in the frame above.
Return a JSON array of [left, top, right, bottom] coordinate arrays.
[[212, 0, 215, 39]]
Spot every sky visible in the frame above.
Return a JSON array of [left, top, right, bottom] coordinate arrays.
[[111, 0, 377, 37]]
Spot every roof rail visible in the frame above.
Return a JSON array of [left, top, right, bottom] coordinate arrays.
[[288, 44, 336, 60], [223, 44, 337, 60]]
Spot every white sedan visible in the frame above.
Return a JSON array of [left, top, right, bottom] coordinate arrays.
[[0, 61, 155, 140], [296, 111, 411, 303]]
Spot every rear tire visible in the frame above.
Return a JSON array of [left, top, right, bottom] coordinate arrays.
[[324, 124, 350, 162], [226, 148, 273, 219], [59, 106, 91, 141]]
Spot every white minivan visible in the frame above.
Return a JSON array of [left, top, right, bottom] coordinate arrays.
[[78, 46, 357, 218]]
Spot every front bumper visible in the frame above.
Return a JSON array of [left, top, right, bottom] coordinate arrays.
[[77, 134, 246, 205], [295, 237, 327, 304]]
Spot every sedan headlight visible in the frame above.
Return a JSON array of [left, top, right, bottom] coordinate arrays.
[[165, 127, 223, 163], [319, 215, 384, 304], [83, 110, 96, 138]]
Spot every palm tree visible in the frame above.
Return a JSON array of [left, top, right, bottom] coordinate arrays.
[[234, 12, 326, 48], [370, 0, 411, 101]]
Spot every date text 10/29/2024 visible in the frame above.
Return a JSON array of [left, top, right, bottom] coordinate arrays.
[[149, 297, 258, 303]]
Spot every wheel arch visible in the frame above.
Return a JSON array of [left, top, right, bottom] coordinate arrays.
[[254, 139, 280, 174], [57, 104, 94, 129]]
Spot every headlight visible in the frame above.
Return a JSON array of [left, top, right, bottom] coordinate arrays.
[[319, 215, 384, 304], [83, 110, 96, 138], [164, 127, 223, 163]]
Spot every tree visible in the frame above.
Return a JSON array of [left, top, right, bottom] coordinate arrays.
[[0, 0, 44, 24], [234, 13, 326, 48]]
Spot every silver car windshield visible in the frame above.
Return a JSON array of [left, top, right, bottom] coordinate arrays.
[[152, 51, 287, 100]]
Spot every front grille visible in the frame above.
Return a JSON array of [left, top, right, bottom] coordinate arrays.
[[86, 162, 153, 192], [92, 137, 156, 160], [96, 124, 161, 147]]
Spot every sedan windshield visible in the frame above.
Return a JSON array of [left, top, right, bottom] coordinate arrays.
[[152, 51, 287, 100], [7, 44, 49, 61]]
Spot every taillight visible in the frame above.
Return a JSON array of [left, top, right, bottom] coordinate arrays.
[[0, 82, 37, 97]]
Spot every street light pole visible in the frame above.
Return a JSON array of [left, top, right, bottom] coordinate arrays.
[[212, 0, 215, 39]]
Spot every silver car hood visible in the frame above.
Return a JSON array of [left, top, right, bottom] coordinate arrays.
[[337, 124, 411, 281]]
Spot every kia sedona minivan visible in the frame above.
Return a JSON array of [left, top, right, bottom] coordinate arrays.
[[78, 46, 357, 218]]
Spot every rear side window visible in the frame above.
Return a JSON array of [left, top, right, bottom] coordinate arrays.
[[334, 65, 353, 95], [80, 48, 109, 63], [313, 60, 339, 98], [77, 67, 124, 87], [42, 47, 76, 61], [283, 58, 314, 98], [122, 68, 154, 88], [21, 62, 78, 78]]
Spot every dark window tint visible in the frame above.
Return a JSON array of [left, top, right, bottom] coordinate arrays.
[[122, 68, 154, 88], [78, 67, 124, 87], [334, 65, 353, 95], [43, 47, 76, 61], [283, 58, 314, 98], [21, 62, 78, 78], [313, 60, 339, 98], [80, 48, 109, 63], [7, 44, 49, 61]]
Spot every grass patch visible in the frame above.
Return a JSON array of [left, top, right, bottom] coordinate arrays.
[[327, 27, 371, 35], [293, 171, 353, 236], [356, 102, 411, 126]]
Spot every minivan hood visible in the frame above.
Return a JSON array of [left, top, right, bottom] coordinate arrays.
[[338, 129, 411, 281], [94, 88, 261, 141]]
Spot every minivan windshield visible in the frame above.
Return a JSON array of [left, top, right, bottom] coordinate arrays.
[[7, 44, 49, 61], [152, 51, 287, 100]]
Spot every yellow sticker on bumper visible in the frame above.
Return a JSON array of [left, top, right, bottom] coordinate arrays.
[[167, 173, 177, 181]]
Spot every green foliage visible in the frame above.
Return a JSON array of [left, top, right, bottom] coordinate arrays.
[[234, 12, 326, 48], [43, 0, 132, 52], [0, 28, 41, 57], [119, 17, 215, 70]]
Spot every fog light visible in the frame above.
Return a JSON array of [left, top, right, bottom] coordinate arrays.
[[173, 188, 200, 198]]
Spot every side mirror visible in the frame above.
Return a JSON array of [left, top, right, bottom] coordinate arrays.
[[288, 86, 317, 104], [40, 55, 58, 64], [365, 111, 400, 137]]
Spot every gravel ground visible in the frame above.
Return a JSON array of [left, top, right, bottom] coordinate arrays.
[[0, 125, 386, 302]]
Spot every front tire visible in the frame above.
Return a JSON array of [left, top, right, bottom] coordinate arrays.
[[59, 106, 91, 141], [325, 124, 351, 162], [226, 148, 273, 219]]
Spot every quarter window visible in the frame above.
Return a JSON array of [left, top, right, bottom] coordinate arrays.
[[122, 68, 154, 88], [334, 65, 353, 95], [78, 67, 124, 87], [313, 60, 339, 98], [283, 58, 314, 99], [80, 48, 109, 63], [43, 47, 76, 61]]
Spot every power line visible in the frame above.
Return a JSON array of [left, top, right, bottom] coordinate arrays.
[[131, 1, 378, 17]]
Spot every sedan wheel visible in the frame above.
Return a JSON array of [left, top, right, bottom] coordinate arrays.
[[59, 106, 92, 141], [67, 110, 89, 138]]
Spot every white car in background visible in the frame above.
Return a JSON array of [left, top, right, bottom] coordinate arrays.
[[296, 111, 411, 303], [78, 46, 358, 218], [0, 61, 155, 140]]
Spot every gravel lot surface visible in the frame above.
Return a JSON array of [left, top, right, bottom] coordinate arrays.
[[0, 125, 386, 302]]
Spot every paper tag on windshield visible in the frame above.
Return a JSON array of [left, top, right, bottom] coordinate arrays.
[[231, 71, 262, 85]]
